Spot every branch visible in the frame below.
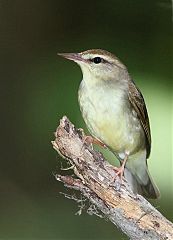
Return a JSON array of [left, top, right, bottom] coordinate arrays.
[[52, 116, 173, 240]]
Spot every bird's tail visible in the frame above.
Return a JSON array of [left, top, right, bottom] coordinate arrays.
[[124, 168, 160, 199], [124, 152, 160, 199]]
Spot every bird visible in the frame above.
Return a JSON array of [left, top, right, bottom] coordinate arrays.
[[58, 49, 160, 199]]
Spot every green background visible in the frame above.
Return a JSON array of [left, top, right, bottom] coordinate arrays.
[[0, 0, 172, 239]]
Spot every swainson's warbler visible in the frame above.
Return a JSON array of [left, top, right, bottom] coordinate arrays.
[[58, 49, 160, 199]]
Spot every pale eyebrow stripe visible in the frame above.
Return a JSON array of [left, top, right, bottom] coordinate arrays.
[[81, 53, 125, 69]]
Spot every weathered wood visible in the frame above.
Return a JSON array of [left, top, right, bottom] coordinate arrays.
[[52, 116, 173, 240]]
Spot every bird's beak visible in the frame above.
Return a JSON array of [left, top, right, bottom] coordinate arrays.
[[57, 52, 85, 63]]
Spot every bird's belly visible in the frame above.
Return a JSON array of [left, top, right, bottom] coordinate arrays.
[[79, 85, 145, 156]]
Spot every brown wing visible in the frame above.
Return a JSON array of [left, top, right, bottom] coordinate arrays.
[[128, 80, 151, 158]]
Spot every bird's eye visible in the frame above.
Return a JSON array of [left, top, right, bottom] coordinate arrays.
[[93, 57, 102, 64]]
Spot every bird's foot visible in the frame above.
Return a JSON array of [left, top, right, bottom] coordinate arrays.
[[111, 165, 125, 183], [79, 134, 107, 156], [110, 154, 128, 186]]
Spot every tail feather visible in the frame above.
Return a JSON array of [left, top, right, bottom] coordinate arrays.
[[122, 149, 160, 199]]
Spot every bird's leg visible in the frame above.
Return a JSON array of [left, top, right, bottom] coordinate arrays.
[[83, 135, 107, 149], [112, 154, 128, 182], [78, 128, 107, 149]]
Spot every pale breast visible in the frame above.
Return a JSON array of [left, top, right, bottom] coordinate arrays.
[[78, 80, 145, 156]]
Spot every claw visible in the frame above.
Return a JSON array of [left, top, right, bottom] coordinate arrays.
[[112, 166, 125, 182], [111, 154, 128, 183]]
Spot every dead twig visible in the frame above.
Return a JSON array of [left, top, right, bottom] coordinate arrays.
[[52, 116, 173, 240]]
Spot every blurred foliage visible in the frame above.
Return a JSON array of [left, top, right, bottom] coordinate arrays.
[[0, 0, 172, 239]]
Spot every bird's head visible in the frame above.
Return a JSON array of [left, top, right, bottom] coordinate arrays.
[[58, 49, 128, 83]]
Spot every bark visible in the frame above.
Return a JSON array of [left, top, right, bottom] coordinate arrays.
[[52, 116, 173, 240]]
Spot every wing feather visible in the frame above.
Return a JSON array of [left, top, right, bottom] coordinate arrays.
[[128, 80, 151, 158]]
